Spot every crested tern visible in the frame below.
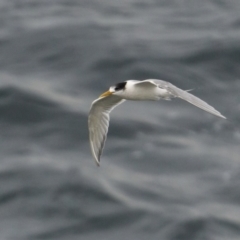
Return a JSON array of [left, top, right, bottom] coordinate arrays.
[[88, 79, 226, 165]]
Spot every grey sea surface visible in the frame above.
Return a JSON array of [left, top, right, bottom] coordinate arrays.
[[0, 0, 240, 239]]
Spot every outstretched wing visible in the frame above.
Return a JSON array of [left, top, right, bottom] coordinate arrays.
[[88, 95, 125, 165], [142, 79, 226, 119]]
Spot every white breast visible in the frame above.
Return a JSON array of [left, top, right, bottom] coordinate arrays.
[[122, 80, 169, 101]]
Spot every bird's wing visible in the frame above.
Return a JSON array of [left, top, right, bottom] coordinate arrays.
[[137, 79, 226, 119], [88, 95, 125, 165]]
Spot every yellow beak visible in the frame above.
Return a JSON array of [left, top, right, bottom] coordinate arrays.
[[99, 90, 112, 98]]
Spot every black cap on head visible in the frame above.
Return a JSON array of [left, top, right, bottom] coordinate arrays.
[[114, 81, 127, 91]]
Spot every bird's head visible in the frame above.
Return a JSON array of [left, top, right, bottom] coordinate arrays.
[[99, 81, 127, 98]]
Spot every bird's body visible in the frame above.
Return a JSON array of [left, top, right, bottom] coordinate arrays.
[[112, 80, 170, 100], [88, 79, 226, 165]]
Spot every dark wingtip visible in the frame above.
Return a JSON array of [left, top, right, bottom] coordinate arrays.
[[95, 159, 100, 166]]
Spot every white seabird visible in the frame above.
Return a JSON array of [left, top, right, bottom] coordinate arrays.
[[88, 79, 226, 165]]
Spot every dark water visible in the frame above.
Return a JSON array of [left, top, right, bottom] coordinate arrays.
[[0, 0, 240, 239]]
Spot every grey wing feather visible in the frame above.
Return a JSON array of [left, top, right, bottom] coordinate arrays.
[[88, 95, 125, 165], [149, 79, 226, 119]]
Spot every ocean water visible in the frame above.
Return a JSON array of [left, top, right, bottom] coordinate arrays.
[[0, 0, 240, 239]]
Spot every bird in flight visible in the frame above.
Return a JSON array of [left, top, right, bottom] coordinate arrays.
[[88, 79, 226, 165]]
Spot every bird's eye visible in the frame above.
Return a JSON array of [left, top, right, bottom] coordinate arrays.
[[114, 82, 126, 91]]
